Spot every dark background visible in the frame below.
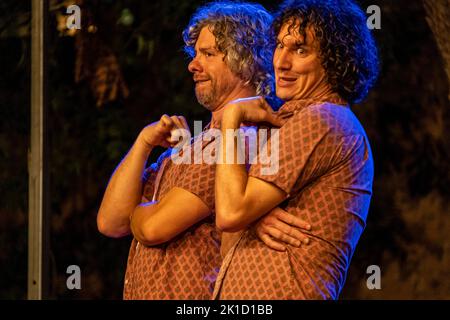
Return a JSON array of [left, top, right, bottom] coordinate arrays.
[[0, 0, 449, 299]]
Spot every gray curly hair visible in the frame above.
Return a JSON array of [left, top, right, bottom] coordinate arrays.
[[183, 1, 275, 96]]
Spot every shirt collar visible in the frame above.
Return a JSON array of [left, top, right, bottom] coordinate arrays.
[[278, 94, 347, 116]]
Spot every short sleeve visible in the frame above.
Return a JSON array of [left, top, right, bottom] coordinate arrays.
[[174, 163, 216, 211], [172, 126, 258, 212], [249, 106, 339, 196]]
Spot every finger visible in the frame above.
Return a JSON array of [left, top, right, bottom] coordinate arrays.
[[166, 136, 176, 145], [259, 97, 274, 112], [169, 117, 190, 144], [266, 112, 287, 127], [278, 111, 294, 119], [272, 221, 310, 245], [264, 208, 310, 244], [167, 116, 185, 144], [259, 233, 286, 251], [257, 99, 284, 126], [160, 114, 175, 129], [170, 129, 190, 146], [168, 130, 189, 146], [178, 116, 190, 132], [276, 115, 289, 126], [171, 115, 184, 129], [265, 226, 302, 247], [274, 208, 311, 231]]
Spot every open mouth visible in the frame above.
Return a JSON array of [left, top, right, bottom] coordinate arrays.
[[277, 76, 297, 86]]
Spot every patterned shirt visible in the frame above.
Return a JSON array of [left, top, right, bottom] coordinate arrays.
[[213, 97, 374, 300], [123, 128, 222, 299]]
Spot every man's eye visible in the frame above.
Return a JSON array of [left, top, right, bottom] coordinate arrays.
[[205, 52, 213, 57], [296, 47, 306, 54], [276, 42, 283, 49]]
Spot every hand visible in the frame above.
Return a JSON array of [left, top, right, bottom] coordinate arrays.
[[225, 96, 288, 127], [138, 114, 190, 149], [255, 207, 312, 251]]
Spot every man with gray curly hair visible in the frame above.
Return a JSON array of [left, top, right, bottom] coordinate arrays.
[[98, 1, 309, 300], [183, 1, 275, 103]]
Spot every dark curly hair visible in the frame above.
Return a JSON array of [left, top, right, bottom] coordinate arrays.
[[183, 1, 275, 97], [274, 0, 379, 104]]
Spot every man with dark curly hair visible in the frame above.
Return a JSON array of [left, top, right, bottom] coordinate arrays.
[[213, 0, 379, 299]]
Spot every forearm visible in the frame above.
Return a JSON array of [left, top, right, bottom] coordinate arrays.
[[216, 106, 287, 231], [129, 201, 160, 246], [130, 187, 211, 246], [97, 134, 153, 238], [216, 106, 251, 230]]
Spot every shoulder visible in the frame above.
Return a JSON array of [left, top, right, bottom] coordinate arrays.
[[279, 102, 345, 136], [293, 102, 367, 137]]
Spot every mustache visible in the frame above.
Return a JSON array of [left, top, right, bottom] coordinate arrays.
[[193, 75, 210, 82]]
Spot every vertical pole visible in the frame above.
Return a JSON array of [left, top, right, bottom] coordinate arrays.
[[28, 0, 49, 300]]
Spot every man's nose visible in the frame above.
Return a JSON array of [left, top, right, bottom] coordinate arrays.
[[274, 49, 291, 71], [188, 57, 203, 74]]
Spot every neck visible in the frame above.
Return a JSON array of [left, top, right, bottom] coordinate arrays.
[[310, 85, 336, 101], [299, 77, 336, 102], [292, 69, 338, 102], [210, 85, 256, 128]]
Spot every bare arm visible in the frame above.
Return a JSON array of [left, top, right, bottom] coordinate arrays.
[[130, 187, 211, 246], [97, 137, 152, 238], [215, 98, 288, 232], [216, 97, 313, 248], [97, 115, 189, 238]]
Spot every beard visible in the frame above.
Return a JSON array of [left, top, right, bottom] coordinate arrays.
[[195, 80, 217, 111]]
